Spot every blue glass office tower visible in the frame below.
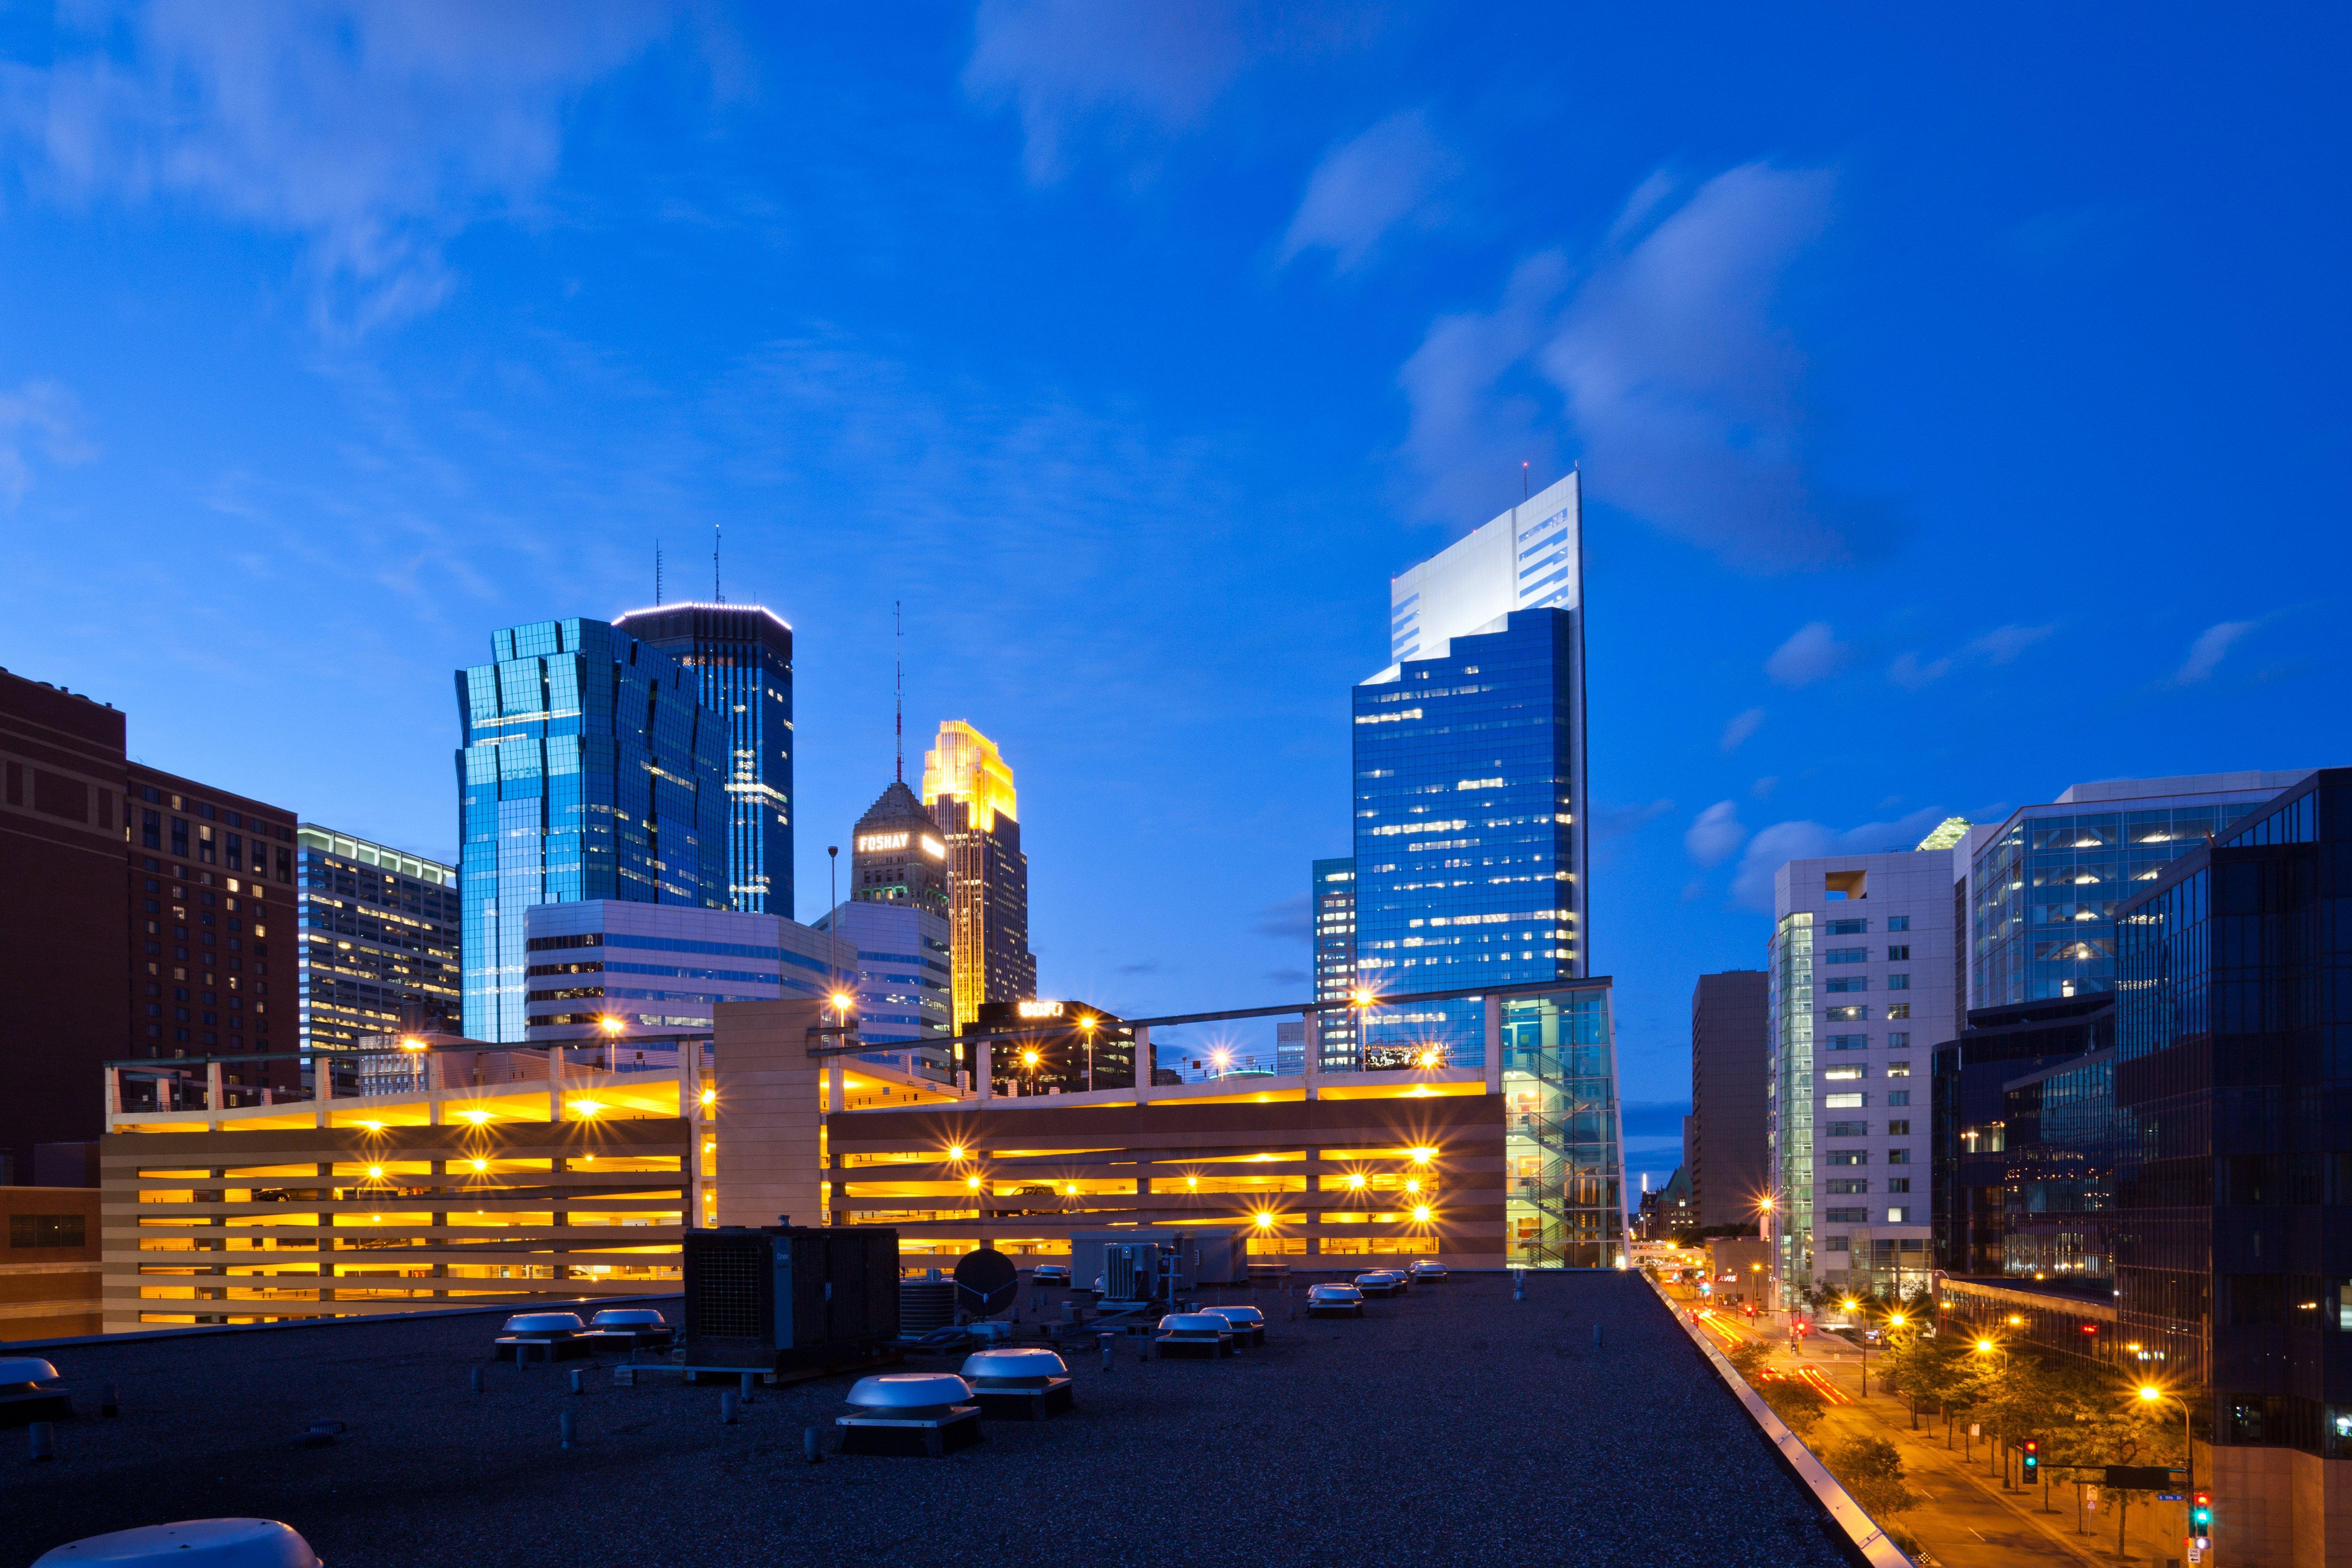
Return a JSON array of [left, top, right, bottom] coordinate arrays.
[[612, 604, 794, 916], [1353, 607, 1588, 1056], [456, 618, 729, 1042]]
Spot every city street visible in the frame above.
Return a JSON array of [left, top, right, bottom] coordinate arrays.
[[1679, 1297, 2195, 1568]]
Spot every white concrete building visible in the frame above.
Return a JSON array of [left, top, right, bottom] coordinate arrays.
[[1767, 831, 1986, 1301]]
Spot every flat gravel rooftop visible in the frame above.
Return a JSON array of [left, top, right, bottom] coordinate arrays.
[[6, 1271, 1852, 1568]]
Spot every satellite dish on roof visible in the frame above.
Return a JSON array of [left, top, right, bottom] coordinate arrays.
[[953, 1247, 1019, 1318]]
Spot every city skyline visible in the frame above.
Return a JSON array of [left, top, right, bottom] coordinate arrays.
[[4, 5, 2347, 1191]]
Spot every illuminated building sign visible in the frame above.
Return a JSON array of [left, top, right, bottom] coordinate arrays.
[[856, 832, 910, 853], [1017, 1000, 1065, 1019], [921, 835, 946, 860]]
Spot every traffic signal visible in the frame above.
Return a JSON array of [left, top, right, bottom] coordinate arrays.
[[2190, 1492, 2213, 1532], [2021, 1438, 2039, 1481]]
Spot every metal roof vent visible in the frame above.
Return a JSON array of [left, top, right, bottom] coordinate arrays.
[[838, 1374, 982, 1456], [959, 1349, 1074, 1420], [34, 1519, 322, 1568]]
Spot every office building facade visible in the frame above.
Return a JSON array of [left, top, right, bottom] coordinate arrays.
[[611, 604, 794, 916], [813, 897, 953, 1079], [2110, 769, 2352, 1559], [0, 671, 128, 1181], [1929, 994, 2115, 1278], [456, 619, 730, 1042], [1690, 970, 1769, 1232], [1968, 770, 2311, 1010], [921, 721, 1036, 1027], [1310, 857, 1358, 1070], [294, 826, 460, 1055], [522, 899, 846, 1046], [125, 763, 298, 1069], [1768, 837, 1971, 1300]]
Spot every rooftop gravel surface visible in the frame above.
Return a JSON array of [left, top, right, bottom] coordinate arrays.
[[5, 1270, 1851, 1568]]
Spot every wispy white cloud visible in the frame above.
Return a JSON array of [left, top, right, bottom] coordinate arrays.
[[1684, 800, 1746, 867], [0, 380, 98, 504], [1719, 706, 1766, 752], [1395, 163, 1880, 569], [2175, 619, 2260, 684], [1887, 622, 2054, 688], [964, 0, 1370, 184], [1278, 107, 1457, 271], [1729, 806, 1949, 912], [0, 1, 677, 334], [1765, 621, 1847, 688]]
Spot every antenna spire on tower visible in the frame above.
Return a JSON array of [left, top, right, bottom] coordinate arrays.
[[655, 540, 662, 606], [712, 524, 722, 604], [894, 601, 904, 783]]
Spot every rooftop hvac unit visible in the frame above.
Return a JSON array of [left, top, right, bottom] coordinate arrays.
[[1104, 1241, 1179, 1307], [683, 1223, 900, 1375], [899, 1273, 956, 1336]]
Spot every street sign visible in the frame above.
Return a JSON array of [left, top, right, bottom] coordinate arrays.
[[2105, 1465, 2175, 1490], [2160, 1494, 2185, 1502], [2084, 1486, 2099, 1513]]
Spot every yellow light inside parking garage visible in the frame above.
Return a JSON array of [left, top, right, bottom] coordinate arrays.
[[471, 1159, 488, 1172], [1405, 1178, 1421, 1194], [366, 1165, 384, 1180], [570, 1101, 604, 1117], [966, 1176, 981, 1191], [1254, 1212, 1273, 1228], [700, 1089, 715, 1107], [460, 1109, 490, 1123], [1413, 1205, 1433, 1223], [1346, 1173, 1366, 1190], [948, 1144, 966, 1160], [1410, 1147, 1436, 1164]]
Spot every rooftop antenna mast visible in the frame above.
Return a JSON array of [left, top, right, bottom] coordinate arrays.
[[713, 524, 722, 604], [894, 601, 904, 782], [655, 540, 662, 606]]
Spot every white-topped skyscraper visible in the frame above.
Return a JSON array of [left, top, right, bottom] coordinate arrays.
[[1351, 470, 1619, 1267]]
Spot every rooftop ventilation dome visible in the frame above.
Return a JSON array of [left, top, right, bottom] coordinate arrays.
[[959, 1348, 1069, 1386], [1156, 1314, 1229, 1334], [1, 1357, 60, 1387], [34, 1519, 321, 1568], [847, 1373, 973, 1412], [503, 1312, 584, 1335], [588, 1309, 665, 1327], [1206, 1306, 1265, 1327]]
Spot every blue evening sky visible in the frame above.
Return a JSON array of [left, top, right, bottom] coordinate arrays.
[[4, 4, 2346, 1183]]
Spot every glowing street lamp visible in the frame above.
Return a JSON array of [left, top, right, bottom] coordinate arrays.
[[2138, 1383, 2194, 1496]]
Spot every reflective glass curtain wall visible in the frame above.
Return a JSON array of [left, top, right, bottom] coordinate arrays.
[[1973, 792, 2297, 1007], [1311, 857, 1357, 1071], [1499, 984, 1623, 1268], [455, 619, 728, 1042], [1769, 912, 1816, 1294], [2113, 771, 2352, 1456], [1351, 609, 1586, 1065], [612, 605, 793, 916]]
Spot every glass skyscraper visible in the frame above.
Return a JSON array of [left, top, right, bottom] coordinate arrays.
[[612, 604, 794, 916], [294, 826, 460, 1053], [455, 618, 729, 1042], [1352, 608, 1587, 1056], [1348, 470, 1614, 1267], [1310, 856, 1357, 1071]]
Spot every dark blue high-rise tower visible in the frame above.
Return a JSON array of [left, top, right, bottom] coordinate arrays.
[[455, 618, 729, 1042], [613, 604, 794, 917]]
